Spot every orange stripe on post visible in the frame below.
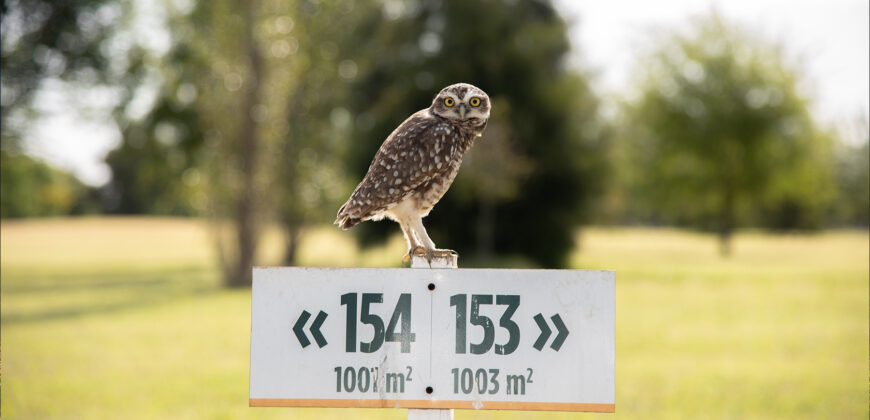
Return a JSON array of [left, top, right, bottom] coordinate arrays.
[[249, 398, 615, 412]]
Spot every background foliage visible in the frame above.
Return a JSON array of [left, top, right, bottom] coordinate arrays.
[[618, 16, 837, 254], [1, 0, 867, 274], [0, 150, 97, 217]]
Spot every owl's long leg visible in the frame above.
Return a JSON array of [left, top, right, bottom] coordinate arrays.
[[398, 219, 422, 250], [399, 218, 428, 266], [409, 216, 457, 261], [409, 216, 436, 251]]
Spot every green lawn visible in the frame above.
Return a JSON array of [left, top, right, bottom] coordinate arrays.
[[1, 217, 867, 419]]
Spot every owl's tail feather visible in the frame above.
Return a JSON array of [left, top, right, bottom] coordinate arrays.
[[336, 215, 361, 230], [335, 204, 362, 230]]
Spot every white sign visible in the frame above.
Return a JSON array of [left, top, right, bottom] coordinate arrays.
[[249, 267, 614, 412]]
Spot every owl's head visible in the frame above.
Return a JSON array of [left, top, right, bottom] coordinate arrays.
[[430, 83, 490, 127]]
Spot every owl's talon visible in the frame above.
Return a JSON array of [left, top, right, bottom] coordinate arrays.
[[403, 246, 426, 266], [431, 249, 458, 257]]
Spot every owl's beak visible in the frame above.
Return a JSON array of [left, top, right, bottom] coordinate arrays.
[[459, 103, 467, 119]]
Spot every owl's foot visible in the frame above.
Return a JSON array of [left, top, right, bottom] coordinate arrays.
[[403, 246, 457, 267], [429, 249, 458, 258], [426, 248, 458, 268], [402, 246, 428, 266]]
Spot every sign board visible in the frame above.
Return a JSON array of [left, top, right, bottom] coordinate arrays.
[[249, 267, 614, 412]]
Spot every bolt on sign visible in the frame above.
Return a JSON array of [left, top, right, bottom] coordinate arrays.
[[249, 267, 614, 412]]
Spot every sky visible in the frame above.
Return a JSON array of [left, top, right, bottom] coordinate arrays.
[[23, 0, 870, 186], [557, 0, 869, 123]]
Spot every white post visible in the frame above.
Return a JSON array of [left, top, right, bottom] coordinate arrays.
[[407, 252, 456, 420], [407, 408, 454, 420]]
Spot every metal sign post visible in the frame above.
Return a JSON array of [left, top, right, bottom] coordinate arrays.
[[249, 258, 615, 414]]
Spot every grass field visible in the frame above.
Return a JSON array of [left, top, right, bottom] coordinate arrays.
[[1, 217, 867, 419]]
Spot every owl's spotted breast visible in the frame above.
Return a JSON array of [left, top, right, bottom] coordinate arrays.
[[336, 109, 475, 226]]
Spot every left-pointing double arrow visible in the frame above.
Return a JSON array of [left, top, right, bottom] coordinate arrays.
[[293, 310, 328, 348]]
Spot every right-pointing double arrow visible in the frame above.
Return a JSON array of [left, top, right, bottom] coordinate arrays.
[[533, 313, 569, 351], [293, 310, 328, 348]]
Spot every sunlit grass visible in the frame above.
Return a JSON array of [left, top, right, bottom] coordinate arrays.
[[572, 228, 869, 420], [1, 217, 867, 419]]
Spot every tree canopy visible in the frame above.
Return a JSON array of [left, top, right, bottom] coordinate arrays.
[[1, 0, 120, 147], [621, 15, 836, 254]]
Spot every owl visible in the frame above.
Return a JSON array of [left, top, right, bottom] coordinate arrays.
[[335, 83, 491, 260]]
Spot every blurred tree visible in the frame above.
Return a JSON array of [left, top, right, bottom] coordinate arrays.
[[0, 150, 98, 217], [1, 0, 132, 215], [170, 0, 266, 287], [0, 0, 121, 147], [343, 0, 608, 267], [755, 127, 835, 231], [102, 41, 206, 215], [102, 0, 369, 284], [268, 0, 374, 265], [829, 115, 869, 226], [99, 0, 263, 286], [623, 14, 835, 255]]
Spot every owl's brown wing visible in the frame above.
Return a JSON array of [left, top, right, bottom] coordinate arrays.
[[336, 109, 457, 229]]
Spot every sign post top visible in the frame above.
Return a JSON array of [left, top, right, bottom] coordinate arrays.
[[408, 251, 458, 269]]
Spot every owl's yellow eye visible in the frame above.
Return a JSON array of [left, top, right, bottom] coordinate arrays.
[[470, 97, 481, 107], [444, 97, 455, 107]]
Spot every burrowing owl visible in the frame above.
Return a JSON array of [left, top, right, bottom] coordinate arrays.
[[335, 83, 491, 260]]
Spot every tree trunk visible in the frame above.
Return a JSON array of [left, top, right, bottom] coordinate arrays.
[[718, 188, 734, 257], [227, 1, 263, 287], [475, 195, 495, 260], [278, 79, 306, 267], [283, 224, 302, 266]]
